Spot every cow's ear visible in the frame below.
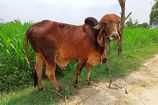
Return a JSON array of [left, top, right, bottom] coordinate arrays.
[[97, 29, 105, 47], [117, 23, 122, 54], [97, 22, 107, 47]]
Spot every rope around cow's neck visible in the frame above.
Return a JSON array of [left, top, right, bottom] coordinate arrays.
[[103, 37, 127, 90], [103, 36, 113, 88]]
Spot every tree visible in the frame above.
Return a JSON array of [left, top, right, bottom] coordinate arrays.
[[126, 17, 134, 28], [137, 23, 148, 28], [126, 18, 148, 28], [126, 18, 138, 28], [150, 0, 158, 25]]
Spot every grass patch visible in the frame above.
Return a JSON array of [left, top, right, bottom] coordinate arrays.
[[1, 44, 158, 105]]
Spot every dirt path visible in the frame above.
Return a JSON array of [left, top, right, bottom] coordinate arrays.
[[59, 54, 158, 105]]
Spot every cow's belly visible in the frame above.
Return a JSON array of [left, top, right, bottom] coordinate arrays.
[[55, 57, 71, 70], [55, 49, 74, 70], [87, 53, 102, 66]]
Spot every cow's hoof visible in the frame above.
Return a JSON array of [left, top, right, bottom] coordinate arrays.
[[38, 87, 44, 92], [73, 83, 78, 88], [56, 87, 62, 92], [56, 89, 62, 93], [87, 81, 97, 87]]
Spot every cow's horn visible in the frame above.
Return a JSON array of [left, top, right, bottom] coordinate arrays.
[[93, 24, 100, 29]]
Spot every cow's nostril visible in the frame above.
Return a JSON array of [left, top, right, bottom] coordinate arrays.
[[112, 34, 119, 39]]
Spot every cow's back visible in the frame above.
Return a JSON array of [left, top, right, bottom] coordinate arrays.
[[27, 20, 103, 68]]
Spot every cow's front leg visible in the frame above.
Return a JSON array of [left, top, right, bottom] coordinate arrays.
[[86, 63, 97, 87], [73, 60, 86, 88], [86, 63, 92, 85]]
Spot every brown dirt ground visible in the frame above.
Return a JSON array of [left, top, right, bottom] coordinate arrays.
[[59, 54, 158, 105]]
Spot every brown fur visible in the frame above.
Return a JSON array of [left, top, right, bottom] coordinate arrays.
[[25, 14, 121, 91]]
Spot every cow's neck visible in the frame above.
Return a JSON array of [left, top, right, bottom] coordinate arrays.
[[102, 37, 110, 62]]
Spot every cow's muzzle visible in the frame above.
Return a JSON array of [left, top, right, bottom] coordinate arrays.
[[111, 34, 120, 40], [108, 33, 120, 41]]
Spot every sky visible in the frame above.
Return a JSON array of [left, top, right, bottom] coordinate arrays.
[[0, 0, 155, 24]]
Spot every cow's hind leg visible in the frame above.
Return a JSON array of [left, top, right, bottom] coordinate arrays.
[[73, 60, 86, 88], [45, 63, 61, 92], [35, 54, 44, 91]]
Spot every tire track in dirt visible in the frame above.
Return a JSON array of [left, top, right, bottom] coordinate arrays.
[[59, 54, 158, 105]]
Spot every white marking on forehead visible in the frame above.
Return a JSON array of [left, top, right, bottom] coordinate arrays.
[[110, 24, 118, 34]]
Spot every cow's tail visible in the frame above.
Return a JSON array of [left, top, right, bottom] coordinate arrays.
[[25, 30, 31, 68], [25, 29, 38, 87]]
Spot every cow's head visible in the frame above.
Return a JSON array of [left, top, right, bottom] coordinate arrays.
[[94, 14, 121, 47]]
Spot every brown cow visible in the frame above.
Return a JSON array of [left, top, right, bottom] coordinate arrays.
[[25, 14, 121, 92]]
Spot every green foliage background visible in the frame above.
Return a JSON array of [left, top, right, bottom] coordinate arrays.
[[0, 21, 158, 92]]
